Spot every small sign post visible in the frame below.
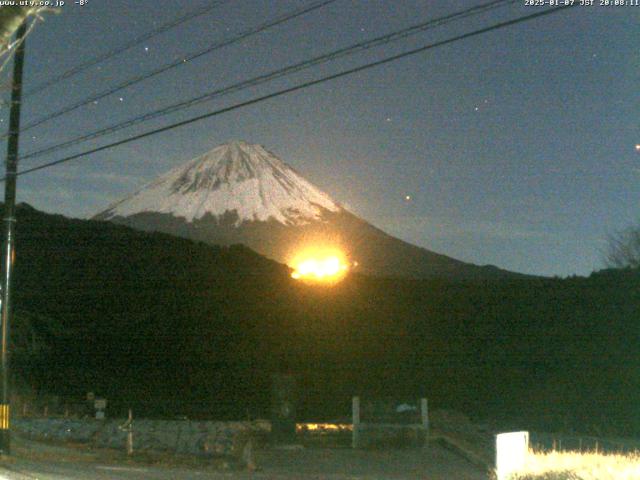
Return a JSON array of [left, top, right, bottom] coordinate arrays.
[[420, 398, 429, 446], [352, 396, 360, 448], [495, 431, 529, 480], [94, 398, 107, 420]]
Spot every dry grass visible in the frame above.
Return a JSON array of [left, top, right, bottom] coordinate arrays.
[[509, 449, 640, 480]]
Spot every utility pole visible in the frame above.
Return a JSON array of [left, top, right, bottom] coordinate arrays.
[[0, 20, 27, 455]]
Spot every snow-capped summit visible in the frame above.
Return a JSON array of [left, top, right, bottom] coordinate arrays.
[[95, 141, 522, 280], [97, 141, 341, 226]]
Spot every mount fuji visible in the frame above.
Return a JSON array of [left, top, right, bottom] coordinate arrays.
[[94, 141, 517, 279]]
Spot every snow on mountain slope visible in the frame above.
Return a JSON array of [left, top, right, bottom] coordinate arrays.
[[95, 140, 526, 279], [98, 141, 342, 226]]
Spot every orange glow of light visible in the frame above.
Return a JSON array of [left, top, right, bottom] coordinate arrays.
[[290, 248, 349, 283], [296, 422, 353, 432]]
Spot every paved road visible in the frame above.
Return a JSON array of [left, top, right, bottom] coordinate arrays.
[[0, 446, 488, 479]]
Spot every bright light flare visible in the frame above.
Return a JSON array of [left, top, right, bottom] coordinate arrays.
[[296, 422, 353, 432], [290, 248, 349, 283]]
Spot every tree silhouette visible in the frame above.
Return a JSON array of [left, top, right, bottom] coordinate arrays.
[[606, 226, 640, 269]]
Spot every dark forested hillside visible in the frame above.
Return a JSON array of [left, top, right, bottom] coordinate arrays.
[[10, 204, 640, 435]]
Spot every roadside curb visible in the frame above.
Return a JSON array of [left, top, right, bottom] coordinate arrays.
[[0, 462, 39, 480], [431, 434, 492, 470]]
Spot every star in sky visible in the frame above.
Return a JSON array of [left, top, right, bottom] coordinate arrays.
[[474, 100, 489, 112]]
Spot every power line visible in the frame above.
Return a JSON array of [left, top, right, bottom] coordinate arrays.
[[20, 0, 517, 162], [21, 0, 229, 98], [0, 15, 41, 76], [6, 5, 576, 181], [14, 0, 340, 136]]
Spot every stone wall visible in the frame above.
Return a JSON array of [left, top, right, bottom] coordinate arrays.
[[14, 418, 269, 457]]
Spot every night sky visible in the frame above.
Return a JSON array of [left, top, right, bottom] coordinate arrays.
[[2, 0, 638, 277]]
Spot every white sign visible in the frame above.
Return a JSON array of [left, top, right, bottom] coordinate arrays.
[[94, 398, 107, 410], [495, 431, 529, 480]]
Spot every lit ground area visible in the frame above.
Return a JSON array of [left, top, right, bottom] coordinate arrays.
[[0, 437, 486, 480], [254, 446, 487, 479], [511, 449, 640, 480]]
